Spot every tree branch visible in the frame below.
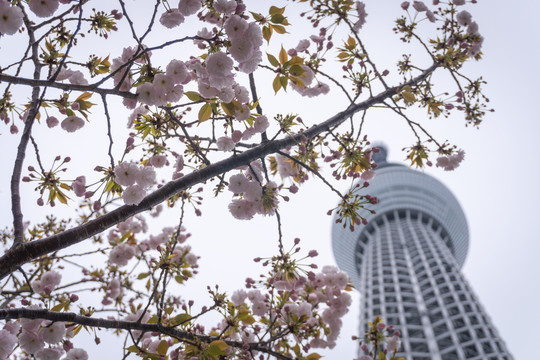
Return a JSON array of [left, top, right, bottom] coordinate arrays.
[[0, 73, 137, 99], [0, 62, 439, 280], [0, 308, 293, 360]]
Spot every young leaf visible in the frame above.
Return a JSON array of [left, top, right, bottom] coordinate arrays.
[[279, 46, 288, 64], [198, 103, 212, 122]]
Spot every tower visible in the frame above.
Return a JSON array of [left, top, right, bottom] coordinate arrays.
[[331, 147, 513, 360]]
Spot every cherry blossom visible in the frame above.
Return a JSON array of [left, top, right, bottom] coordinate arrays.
[[0, 1, 23, 35], [122, 184, 147, 205], [0, 329, 17, 360], [28, 0, 59, 18], [436, 150, 465, 171], [178, 0, 202, 16], [40, 321, 65, 344], [60, 116, 85, 132], [18, 329, 45, 354], [412, 1, 428, 12], [456, 10, 472, 26], [214, 0, 236, 15], [64, 348, 88, 360], [114, 161, 140, 186], [160, 8, 185, 28], [216, 136, 235, 152], [108, 243, 135, 266], [353, 2, 368, 31], [71, 176, 86, 197]]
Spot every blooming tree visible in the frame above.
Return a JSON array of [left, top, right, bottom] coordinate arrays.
[[0, 0, 489, 359]]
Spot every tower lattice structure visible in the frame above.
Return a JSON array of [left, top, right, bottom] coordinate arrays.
[[331, 147, 513, 360]]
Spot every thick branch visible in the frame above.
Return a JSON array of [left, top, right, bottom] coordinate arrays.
[[0, 62, 439, 280], [0, 74, 137, 99], [0, 308, 292, 360]]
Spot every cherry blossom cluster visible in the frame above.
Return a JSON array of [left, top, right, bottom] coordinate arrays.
[[0, 312, 88, 360], [114, 161, 157, 205], [436, 149, 465, 171]]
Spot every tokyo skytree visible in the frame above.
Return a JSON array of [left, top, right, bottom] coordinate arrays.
[[332, 146, 513, 360]]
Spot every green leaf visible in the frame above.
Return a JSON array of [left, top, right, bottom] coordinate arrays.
[[272, 24, 287, 34], [272, 75, 282, 94], [170, 313, 191, 326], [279, 46, 288, 64], [137, 272, 149, 280], [207, 340, 228, 357], [269, 6, 285, 16], [270, 14, 286, 24], [184, 91, 201, 101], [402, 91, 416, 104], [263, 26, 272, 43], [157, 340, 169, 355], [267, 53, 279, 67], [306, 353, 322, 360], [51, 302, 66, 312], [279, 76, 288, 91], [237, 308, 256, 325], [126, 345, 140, 353], [198, 103, 212, 122]]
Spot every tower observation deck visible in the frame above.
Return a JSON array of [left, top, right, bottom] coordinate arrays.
[[331, 146, 513, 360]]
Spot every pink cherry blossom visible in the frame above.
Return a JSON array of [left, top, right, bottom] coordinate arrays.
[[253, 115, 269, 133], [412, 1, 428, 12], [178, 0, 202, 16], [0, 1, 23, 35], [0, 329, 17, 359], [238, 50, 262, 74], [122, 184, 147, 205], [114, 161, 140, 186], [352, 2, 367, 31], [456, 10, 472, 26], [40, 321, 65, 344], [228, 174, 250, 194], [386, 334, 401, 352], [60, 116, 85, 132], [71, 176, 86, 197], [19, 329, 45, 354], [251, 301, 269, 316], [105, 278, 123, 300], [228, 199, 256, 220], [360, 170, 375, 181], [3, 321, 20, 336], [224, 15, 249, 40], [436, 150, 465, 171], [65, 348, 88, 360], [28, 0, 59, 18], [243, 181, 262, 201], [35, 347, 63, 360], [231, 289, 247, 306], [166, 60, 189, 84], [68, 70, 88, 85], [234, 104, 250, 121], [160, 8, 185, 28], [136, 83, 158, 106], [174, 155, 184, 172], [137, 166, 156, 188], [216, 136, 235, 152], [108, 243, 136, 266], [214, 0, 236, 14], [149, 155, 167, 168], [217, 87, 235, 103]]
